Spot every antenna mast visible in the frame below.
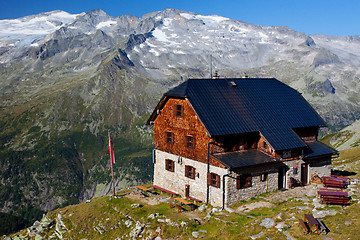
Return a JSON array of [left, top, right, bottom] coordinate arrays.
[[210, 55, 213, 78]]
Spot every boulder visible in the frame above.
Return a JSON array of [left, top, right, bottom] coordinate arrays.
[[250, 232, 264, 239], [260, 218, 275, 228]]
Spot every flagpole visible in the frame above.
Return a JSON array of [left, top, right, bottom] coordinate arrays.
[[111, 160, 115, 196], [108, 131, 115, 196]]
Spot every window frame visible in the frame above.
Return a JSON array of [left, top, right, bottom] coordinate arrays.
[[166, 131, 174, 144], [185, 135, 195, 149], [165, 159, 175, 172], [236, 174, 252, 189], [260, 173, 268, 182], [185, 165, 196, 179], [174, 104, 184, 117], [208, 172, 220, 188]]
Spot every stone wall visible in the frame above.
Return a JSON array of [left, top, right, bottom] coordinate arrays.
[[154, 150, 332, 207], [153, 149, 228, 206], [308, 156, 332, 177], [225, 163, 280, 206]]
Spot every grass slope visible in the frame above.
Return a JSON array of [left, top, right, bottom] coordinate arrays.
[[5, 147, 360, 239]]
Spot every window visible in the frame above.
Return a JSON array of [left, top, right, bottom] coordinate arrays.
[[186, 135, 195, 149], [166, 131, 174, 144], [283, 150, 291, 158], [260, 173, 268, 182], [185, 165, 195, 179], [263, 141, 268, 149], [174, 104, 183, 117], [236, 174, 252, 189], [165, 159, 175, 172], [208, 173, 220, 188]]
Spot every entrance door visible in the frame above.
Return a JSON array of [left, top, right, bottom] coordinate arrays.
[[185, 184, 190, 197], [278, 167, 286, 189], [301, 164, 308, 185]]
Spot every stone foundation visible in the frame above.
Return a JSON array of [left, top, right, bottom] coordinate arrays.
[[226, 164, 280, 206], [153, 150, 332, 207]]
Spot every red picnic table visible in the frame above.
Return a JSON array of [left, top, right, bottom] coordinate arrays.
[[322, 177, 348, 189], [304, 214, 320, 234], [317, 190, 350, 205], [322, 176, 347, 182]]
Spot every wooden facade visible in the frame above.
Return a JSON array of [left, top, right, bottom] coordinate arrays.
[[153, 98, 225, 168]]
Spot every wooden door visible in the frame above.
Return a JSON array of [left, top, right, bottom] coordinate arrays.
[[278, 167, 286, 190], [301, 164, 308, 185], [185, 184, 190, 197]]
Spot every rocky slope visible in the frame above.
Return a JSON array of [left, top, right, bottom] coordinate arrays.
[[1, 8, 360, 227], [4, 179, 360, 239], [323, 120, 360, 150]]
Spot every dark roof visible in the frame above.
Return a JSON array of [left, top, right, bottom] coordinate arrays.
[[148, 78, 326, 151], [304, 141, 337, 158], [212, 150, 279, 169], [260, 128, 307, 151]]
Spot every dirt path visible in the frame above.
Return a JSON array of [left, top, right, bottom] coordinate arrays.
[[263, 184, 318, 203]]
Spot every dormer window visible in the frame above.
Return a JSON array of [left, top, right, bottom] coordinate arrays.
[[174, 104, 183, 117], [283, 150, 291, 158]]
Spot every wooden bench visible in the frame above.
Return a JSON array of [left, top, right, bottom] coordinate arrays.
[[298, 219, 310, 234], [322, 179, 347, 189], [316, 218, 328, 235], [136, 185, 156, 196], [304, 214, 320, 234], [186, 195, 202, 203], [318, 190, 350, 205], [152, 185, 178, 196], [173, 197, 197, 211], [321, 196, 350, 205], [169, 202, 184, 212], [319, 188, 343, 192]]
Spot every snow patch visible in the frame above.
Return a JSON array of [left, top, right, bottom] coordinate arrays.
[[163, 18, 173, 27], [173, 50, 185, 54], [152, 28, 170, 42], [0, 10, 80, 47], [180, 13, 229, 23], [180, 13, 195, 20], [96, 20, 117, 29], [149, 49, 160, 56]]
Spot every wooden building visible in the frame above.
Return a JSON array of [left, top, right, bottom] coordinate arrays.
[[147, 78, 337, 207]]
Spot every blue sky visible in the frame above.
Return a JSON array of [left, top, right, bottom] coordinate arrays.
[[1, 0, 359, 36]]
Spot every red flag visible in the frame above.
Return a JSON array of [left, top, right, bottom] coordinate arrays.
[[108, 132, 115, 164]]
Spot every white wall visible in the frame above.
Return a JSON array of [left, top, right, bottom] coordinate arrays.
[[153, 149, 228, 206]]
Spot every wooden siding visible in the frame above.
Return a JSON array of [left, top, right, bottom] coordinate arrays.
[[153, 98, 225, 168], [293, 127, 318, 142]]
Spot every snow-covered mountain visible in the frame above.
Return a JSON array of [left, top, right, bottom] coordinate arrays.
[[1, 9, 360, 129], [0, 10, 83, 47]]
